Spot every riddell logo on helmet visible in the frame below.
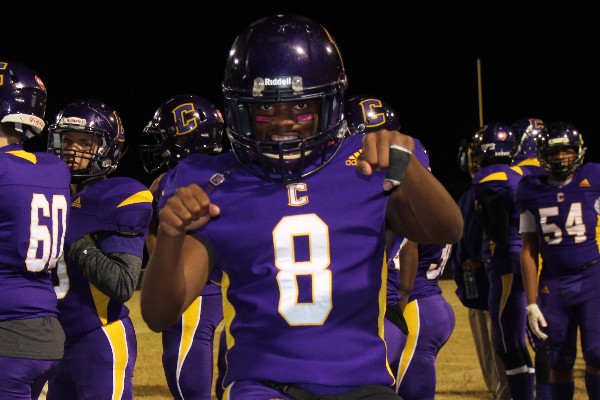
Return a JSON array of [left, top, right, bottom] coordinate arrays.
[[264, 77, 292, 86], [59, 117, 87, 126]]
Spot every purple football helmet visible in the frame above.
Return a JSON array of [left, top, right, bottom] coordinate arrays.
[[470, 122, 517, 169], [345, 95, 400, 135], [140, 94, 224, 174], [536, 121, 586, 179], [222, 14, 348, 182], [512, 117, 544, 157], [47, 99, 125, 182], [0, 60, 47, 136]]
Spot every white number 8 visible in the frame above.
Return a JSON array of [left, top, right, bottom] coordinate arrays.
[[274, 214, 332, 326]]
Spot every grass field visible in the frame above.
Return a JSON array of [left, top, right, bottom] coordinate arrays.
[[128, 279, 587, 399]]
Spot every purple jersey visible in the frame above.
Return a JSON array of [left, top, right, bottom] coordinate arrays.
[[472, 164, 524, 274], [516, 162, 600, 278], [53, 177, 152, 337], [161, 134, 393, 388], [409, 243, 452, 301], [0, 145, 70, 321]]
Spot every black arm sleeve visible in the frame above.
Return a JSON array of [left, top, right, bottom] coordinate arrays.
[[67, 236, 142, 302], [475, 192, 509, 246]]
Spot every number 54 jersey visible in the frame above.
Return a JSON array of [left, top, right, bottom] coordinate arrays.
[[160, 134, 395, 388], [516, 162, 600, 278], [0, 145, 71, 320]]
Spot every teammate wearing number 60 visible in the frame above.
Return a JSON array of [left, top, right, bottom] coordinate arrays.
[[0, 61, 71, 399], [141, 13, 462, 399]]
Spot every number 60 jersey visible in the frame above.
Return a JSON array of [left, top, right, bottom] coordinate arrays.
[[0, 145, 70, 319]]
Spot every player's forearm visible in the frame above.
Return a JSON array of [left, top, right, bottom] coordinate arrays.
[[520, 233, 540, 304], [521, 256, 539, 305], [388, 160, 463, 244], [67, 237, 141, 302], [398, 241, 418, 297], [140, 228, 188, 332]]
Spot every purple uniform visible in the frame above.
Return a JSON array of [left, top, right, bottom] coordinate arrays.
[[395, 243, 455, 399], [0, 145, 70, 399], [516, 162, 600, 371], [472, 163, 534, 400], [156, 169, 224, 400], [48, 177, 152, 400], [0, 146, 70, 321], [161, 134, 394, 390]]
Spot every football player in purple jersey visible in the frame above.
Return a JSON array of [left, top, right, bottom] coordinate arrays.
[[471, 123, 535, 400], [450, 136, 511, 400], [512, 118, 545, 169], [46, 99, 153, 400], [392, 142, 456, 400], [511, 117, 551, 400], [518, 122, 600, 399], [344, 94, 410, 371], [141, 14, 462, 399], [141, 94, 224, 400], [0, 61, 71, 399]]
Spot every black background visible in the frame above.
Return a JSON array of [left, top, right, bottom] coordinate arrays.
[[6, 2, 599, 198]]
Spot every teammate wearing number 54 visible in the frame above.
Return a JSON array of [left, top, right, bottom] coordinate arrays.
[[0, 61, 71, 400], [46, 99, 153, 400], [141, 14, 462, 399], [517, 122, 600, 399]]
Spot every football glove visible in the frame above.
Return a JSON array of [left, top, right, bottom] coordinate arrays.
[[526, 303, 548, 340]]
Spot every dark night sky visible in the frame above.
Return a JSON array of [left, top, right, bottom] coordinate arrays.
[[6, 2, 599, 198]]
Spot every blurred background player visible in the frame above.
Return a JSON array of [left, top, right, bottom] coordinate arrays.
[[471, 122, 535, 399], [344, 93, 410, 370], [511, 118, 545, 168], [345, 94, 455, 399], [393, 142, 456, 400], [517, 122, 600, 399], [140, 94, 224, 400], [46, 99, 152, 400], [141, 13, 462, 399], [450, 135, 510, 400], [0, 60, 71, 399]]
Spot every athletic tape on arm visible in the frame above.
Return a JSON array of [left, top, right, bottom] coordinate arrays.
[[385, 144, 412, 187]]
